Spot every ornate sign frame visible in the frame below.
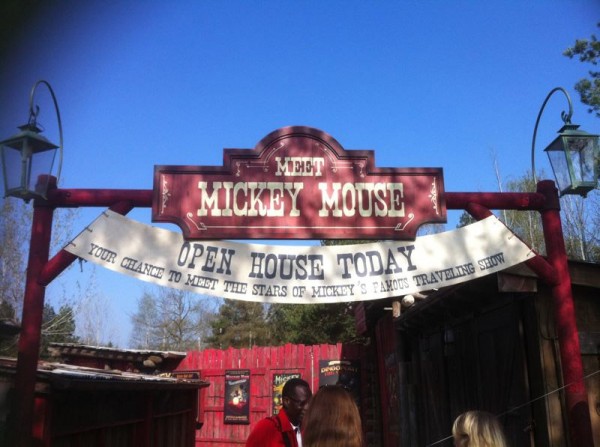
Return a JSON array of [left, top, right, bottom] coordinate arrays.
[[152, 127, 446, 240]]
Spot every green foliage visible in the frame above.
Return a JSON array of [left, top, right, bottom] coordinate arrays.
[[267, 302, 359, 345], [256, 239, 367, 346], [0, 301, 18, 356], [205, 288, 362, 348], [456, 211, 476, 228], [564, 23, 600, 117], [206, 299, 270, 349], [590, 244, 600, 263], [0, 301, 16, 320]]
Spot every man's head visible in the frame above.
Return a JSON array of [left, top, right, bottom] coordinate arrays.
[[281, 378, 312, 426]]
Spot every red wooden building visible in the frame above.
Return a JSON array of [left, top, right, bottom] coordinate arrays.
[[169, 261, 600, 447], [176, 343, 381, 446], [0, 345, 209, 446], [358, 261, 600, 447]]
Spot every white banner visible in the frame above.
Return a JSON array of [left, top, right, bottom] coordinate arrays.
[[65, 211, 535, 304]]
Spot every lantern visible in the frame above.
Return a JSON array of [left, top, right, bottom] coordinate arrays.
[[0, 80, 63, 202], [0, 122, 59, 201], [544, 123, 599, 197]]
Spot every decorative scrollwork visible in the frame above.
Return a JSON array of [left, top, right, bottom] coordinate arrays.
[[394, 213, 415, 231], [186, 212, 207, 231], [161, 176, 171, 214], [429, 179, 439, 214]]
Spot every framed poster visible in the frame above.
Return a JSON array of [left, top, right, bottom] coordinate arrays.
[[272, 373, 301, 415], [224, 369, 250, 424], [319, 359, 361, 406]]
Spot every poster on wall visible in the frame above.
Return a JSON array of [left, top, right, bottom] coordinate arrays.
[[224, 370, 250, 424], [319, 359, 361, 406], [272, 373, 301, 415]]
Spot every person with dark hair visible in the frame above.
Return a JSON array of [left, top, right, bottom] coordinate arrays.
[[302, 385, 363, 447], [246, 378, 312, 447], [452, 410, 508, 447]]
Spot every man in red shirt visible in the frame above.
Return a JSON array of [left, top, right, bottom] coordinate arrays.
[[246, 378, 312, 447]]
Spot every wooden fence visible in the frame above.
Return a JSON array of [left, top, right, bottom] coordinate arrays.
[[177, 343, 381, 447]]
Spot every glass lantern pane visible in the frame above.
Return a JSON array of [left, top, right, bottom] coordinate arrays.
[[565, 136, 597, 184], [545, 139, 571, 193], [1, 144, 26, 193], [29, 149, 56, 194]]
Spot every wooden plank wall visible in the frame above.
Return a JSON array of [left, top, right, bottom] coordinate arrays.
[[177, 343, 367, 447]]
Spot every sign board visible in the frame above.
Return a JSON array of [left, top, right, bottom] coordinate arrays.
[[153, 126, 446, 240], [65, 211, 535, 304]]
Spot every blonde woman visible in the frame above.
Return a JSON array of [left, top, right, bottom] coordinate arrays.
[[452, 411, 508, 447], [302, 385, 363, 447]]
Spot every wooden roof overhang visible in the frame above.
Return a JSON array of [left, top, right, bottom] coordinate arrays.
[[357, 260, 600, 334], [0, 357, 209, 392]]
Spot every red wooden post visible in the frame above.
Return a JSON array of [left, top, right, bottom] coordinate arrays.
[[447, 184, 594, 446], [10, 178, 154, 446], [537, 180, 593, 447], [11, 194, 55, 447]]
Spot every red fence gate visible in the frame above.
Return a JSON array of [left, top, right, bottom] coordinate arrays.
[[177, 343, 380, 447]]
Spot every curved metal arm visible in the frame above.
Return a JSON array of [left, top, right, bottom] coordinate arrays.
[[531, 87, 573, 184], [28, 80, 63, 185]]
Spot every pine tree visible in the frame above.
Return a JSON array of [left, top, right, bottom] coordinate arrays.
[[564, 23, 600, 117], [207, 299, 270, 349]]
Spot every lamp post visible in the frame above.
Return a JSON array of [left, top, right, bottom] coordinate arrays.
[[531, 86, 600, 196], [0, 80, 63, 201], [0, 79, 151, 445], [527, 87, 598, 446], [0, 81, 62, 447]]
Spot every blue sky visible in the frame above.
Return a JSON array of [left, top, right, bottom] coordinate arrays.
[[1, 0, 598, 347]]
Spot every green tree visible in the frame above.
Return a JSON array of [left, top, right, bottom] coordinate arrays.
[[0, 301, 18, 356], [207, 299, 270, 349], [264, 239, 364, 346], [564, 23, 600, 117], [267, 302, 358, 345], [456, 211, 476, 228]]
